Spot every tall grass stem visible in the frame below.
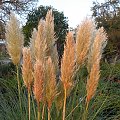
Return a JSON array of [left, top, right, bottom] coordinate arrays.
[[31, 90, 37, 120], [28, 90, 31, 120], [48, 108, 50, 120], [42, 104, 45, 120], [37, 103, 40, 120], [16, 65, 22, 117], [63, 87, 67, 120]]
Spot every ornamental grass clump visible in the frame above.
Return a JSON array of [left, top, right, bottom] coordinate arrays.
[[5, 9, 108, 120], [5, 13, 24, 114], [22, 47, 33, 120], [61, 32, 75, 120]]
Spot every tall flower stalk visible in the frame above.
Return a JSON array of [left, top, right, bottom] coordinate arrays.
[[5, 13, 24, 115], [61, 32, 75, 120], [22, 47, 33, 120]]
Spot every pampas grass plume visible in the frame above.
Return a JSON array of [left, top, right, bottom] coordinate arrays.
[[45, 10, 59, 76], [86, 27, 107, 104], [34, 20, 47, 62], [76, 19, 94, 66], [5, 13, 24, 65], [61, 32, 75, 90], [45, 57, 57, 109], [33, 60, 44, 105], [22, 47, 33, 92]]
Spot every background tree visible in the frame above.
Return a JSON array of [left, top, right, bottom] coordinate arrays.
[[0, 0, 38, 23], [0, 0, 38, 40], [91, 0, 120, 60], [23, 6, 69, 61]]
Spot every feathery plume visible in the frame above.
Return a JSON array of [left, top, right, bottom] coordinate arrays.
[[61, 32, 75, 120], [86, 27, 107, 104], [61, 32, 75, 90], [5, 13, 24, 65], [34, 20, 47, 62], [22, 47, 33, 92], [45, 57, 57, 109], [45, 10, 59, 76], [29, 28, 37, 63], [33, 60, 44, 105], [22, 47, 33, 120], [76, 19, 95, 66]]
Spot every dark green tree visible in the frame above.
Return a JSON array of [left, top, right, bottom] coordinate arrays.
[[91, 0, 120, 60], [23, 6, 68, 61]]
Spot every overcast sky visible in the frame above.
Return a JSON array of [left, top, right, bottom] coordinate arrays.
[[38, 0, 105, 28]]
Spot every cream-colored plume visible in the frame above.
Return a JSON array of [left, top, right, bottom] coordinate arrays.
[[5, 13, 24, 65]]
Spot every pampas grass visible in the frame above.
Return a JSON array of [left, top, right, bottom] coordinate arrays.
[[33, 60, 45, 120], [45, 57, 58, 120], [61, 32, 75, 120], [76, 19, 94, 67], [86, 27, 107, 106], [45, 10, 59, 76], [5, 13, 24, 66], [82, 27, 107, 120], [30, 28, 37, 63], [34, 20, 47, 62], [5, 13, 24, 116], [22, 47, 33, 120], [4, 10, 108, 120]]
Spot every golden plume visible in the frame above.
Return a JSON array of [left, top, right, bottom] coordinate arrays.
[[33, 60, 44, 105], [45, 10, 59, 76], [86, 27, 107, 105], [45, 57, 57, 109], [76, 19, 95, 67], [61, 32, 75, 90], [22, 47, 33, 92]]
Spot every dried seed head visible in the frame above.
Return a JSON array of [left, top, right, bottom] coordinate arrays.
[[34, 20, 47, 62], [33, 60, 44, 105], [22, 47, 33, 92], [45, 57, 57, 109], [30, 28, 37, 63], [61, 32, 75, 90], [87, 27, 107, 72], [86, 27, 107, 103], [76, 19, 95, 66], [5, 13, 24, 65], [45, 10, 59, 76]]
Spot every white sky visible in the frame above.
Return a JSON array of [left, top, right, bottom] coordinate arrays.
[[38, 0, 105, 28]]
